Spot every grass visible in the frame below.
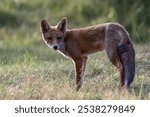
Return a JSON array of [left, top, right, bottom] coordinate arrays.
[[0, 0, 150, 100], [0, 39, 150, 99]]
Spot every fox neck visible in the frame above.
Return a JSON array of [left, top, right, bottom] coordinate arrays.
[[57, 33, 67, 56], [57, 31, 70, 57], [58, 42, 65, 53]]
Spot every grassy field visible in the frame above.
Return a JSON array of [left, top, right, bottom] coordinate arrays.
[[0, 40, 150, 99], [0, 0, 150, 100]]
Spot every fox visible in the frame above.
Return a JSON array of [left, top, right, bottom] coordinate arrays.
[[40, 17, 135, 91]]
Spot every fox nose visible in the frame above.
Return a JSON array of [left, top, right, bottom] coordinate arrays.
[[53, 46, 58, 50]]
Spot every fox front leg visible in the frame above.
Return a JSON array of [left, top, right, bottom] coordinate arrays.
[[74, 57, 87, 91]]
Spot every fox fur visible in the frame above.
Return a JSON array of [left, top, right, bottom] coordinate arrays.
[[40, 17, 135, 91]]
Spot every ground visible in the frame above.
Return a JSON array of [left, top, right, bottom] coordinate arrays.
[[0, 39, 150, 99]]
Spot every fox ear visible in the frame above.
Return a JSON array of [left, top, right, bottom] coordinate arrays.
[[41, 19, 50, 33], [57, 17, 67, 33]]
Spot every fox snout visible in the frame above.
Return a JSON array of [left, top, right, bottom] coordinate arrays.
[[53, 45, 58, 50]]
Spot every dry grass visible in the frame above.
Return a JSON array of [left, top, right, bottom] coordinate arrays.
[[0, 43, 150, 100]]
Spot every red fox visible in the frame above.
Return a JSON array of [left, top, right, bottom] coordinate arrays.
[[40, 17, 135, 91]]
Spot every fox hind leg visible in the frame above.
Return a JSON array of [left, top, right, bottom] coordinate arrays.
[[105, 48, 125, 87]]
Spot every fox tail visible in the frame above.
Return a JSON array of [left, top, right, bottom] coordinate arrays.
[[118, 41, 135, 86]]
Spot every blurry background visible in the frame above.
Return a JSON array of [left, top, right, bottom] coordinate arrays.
[[0, 0, 150, 99], [0, 0, 149, 42]]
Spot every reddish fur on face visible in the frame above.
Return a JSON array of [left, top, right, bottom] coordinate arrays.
[[41, 17, 135, 91]]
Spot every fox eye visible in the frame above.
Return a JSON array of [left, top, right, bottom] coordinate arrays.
[[57, 37, 62, 40]]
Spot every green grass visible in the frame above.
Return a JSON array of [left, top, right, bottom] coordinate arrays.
[[0, 40, 150, 99], [0, 0, 150, 99]]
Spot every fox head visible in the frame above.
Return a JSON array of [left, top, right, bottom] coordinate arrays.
[[40, 17, 67, 51]]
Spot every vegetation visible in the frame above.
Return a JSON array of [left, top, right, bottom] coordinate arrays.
[[0, 0, 150, 99]]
